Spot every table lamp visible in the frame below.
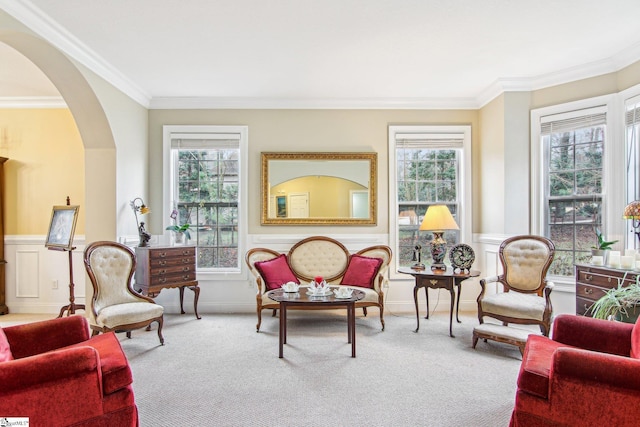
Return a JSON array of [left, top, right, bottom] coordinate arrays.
[[623, 200, 640, 247], [419, 205, 459, 270], [130, 197, 151, 247]]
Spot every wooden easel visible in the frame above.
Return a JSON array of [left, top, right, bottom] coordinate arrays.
[[51, 197, 85, 317]]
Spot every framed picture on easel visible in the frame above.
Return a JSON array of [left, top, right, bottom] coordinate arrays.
[[45, 205, 79, 250]]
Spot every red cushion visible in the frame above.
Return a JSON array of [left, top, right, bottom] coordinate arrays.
[[254, 254, 299, 291], [0, 328, 13, 362], [340, 254, 383, 289]]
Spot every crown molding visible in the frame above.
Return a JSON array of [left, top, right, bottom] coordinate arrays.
[[149, 96, 480, 110], [0, 96, 66, 108], [0, 0, 151, 107]]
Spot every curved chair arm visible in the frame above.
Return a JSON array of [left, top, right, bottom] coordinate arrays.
[[478, 275, 500, 296]]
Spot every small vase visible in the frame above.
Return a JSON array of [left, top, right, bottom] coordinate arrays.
[[172, 232, 185, 246]]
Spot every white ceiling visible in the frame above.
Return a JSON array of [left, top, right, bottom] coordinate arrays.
[[2, 0, 640, 108]]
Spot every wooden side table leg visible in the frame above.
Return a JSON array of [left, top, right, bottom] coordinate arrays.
[[448, 281, 455, 338], [279, 302, 286, 358], [190, 285, 201, 319], [455, 281, 462, 323], [179, 286, 186, 314], [413, 284, 420, 332]]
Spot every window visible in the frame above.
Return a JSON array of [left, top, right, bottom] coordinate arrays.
[[531, 95, 625, 282], [389, 126, 472, 274], [163, 125, 248, 272], [541, 108, 606, 276]]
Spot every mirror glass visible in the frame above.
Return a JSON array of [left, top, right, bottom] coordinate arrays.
[[261, 152, 377, 225]]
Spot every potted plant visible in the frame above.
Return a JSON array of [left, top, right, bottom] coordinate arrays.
[[591, 228, 618, 264], [166, 208, 192, 244], [589, 281, 640, 323]]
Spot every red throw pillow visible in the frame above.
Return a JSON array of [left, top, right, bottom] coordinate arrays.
[[254, 254, 299, 291], [0, 327, 13, 363], [340, 254, 383, 289]]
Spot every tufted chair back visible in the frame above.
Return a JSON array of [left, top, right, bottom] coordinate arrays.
[[288, 236, 350, 283], [501, 236, 555, 294], [87, 243, 148, 314]]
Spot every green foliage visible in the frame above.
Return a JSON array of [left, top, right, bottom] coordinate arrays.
[[589, 283, 640, 321], [592, 228, 618, 250]]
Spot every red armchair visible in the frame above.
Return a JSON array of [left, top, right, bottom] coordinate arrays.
[[0, 315, 138, 427], [510, 314, 640, 427]]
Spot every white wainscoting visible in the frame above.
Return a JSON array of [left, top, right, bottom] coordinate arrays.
[[3, 233, 576, 317], [4, 235, 86, 314]]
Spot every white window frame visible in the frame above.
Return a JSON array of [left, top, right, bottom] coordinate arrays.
[[530, 94, 624, 287], [388, 125, 472, 279], [163, 125, 248, 279]]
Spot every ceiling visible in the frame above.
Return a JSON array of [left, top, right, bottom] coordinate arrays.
[[2, 0, 640, 108]]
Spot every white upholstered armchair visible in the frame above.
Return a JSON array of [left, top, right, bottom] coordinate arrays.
[[84, 241, 164, 345], [474, 235, 555, 351]]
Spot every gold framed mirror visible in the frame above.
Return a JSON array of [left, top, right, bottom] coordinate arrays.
[[261, 152, 377, 225]]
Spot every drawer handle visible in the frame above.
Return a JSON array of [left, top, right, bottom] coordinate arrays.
[[585, 274, 593, 281], [182, 251, 190, 256], [584, 303, 590, 311], [182, 259, 190, 264], [182, 267, 190, 272], [430, 279, 438, 285], [158, 277, 166, 284], [159, 260, 167, 266], [608, 277, 612, 283], [584, 288, 593, 295], [159, 252, 167, 258], [159, 269, 166, 274], [183, 275, 190, 280]]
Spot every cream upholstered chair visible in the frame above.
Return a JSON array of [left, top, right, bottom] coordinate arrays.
[[84, 241, 164, 345], [474, 235, 555, 351]]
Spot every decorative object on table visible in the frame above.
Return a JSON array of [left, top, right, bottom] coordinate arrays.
[[419, 205, 459, 270], [449, 243, 475, 273], [411, 244, 425, 270], [307, 276, 331, 295], [165, 208, 192, 245], [45, 197, 84, 318], [590, 227, 618, 266], [623, 200, 640, 247], [130, 197, 151, 247], [281, 281, 300, 292], [588, 277, 640, 323]]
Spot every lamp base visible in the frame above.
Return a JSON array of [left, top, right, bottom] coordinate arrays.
[[411, 263, 426, 270], [430, 231, 448, 271]]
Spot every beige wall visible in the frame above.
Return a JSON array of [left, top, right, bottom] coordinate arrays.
[[148, 109, 479, 235], [0, 108, 84, 235]]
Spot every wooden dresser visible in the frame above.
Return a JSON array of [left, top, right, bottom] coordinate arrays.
[[135, 245, 201, 319], [575, 263, 639, 316]]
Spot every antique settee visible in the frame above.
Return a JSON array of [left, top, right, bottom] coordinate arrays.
[[0, 315, 139, 426], [510, 314, 640, 427], [246, 236, 392, 331]]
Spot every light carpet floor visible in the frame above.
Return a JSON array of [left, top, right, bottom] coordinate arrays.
[[117, 310, 524, 427]]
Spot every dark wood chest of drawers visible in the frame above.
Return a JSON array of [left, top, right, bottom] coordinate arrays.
[[135, 245, 200, 319], [575, 264, 639, 316]]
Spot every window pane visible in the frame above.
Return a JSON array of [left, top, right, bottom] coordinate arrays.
[[173, 147, 240, 269], [545, 120, 605, 277]]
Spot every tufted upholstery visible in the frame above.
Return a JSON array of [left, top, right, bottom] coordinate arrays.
[[84, 241, 165, 345], [475, 235, 555, 351], [246, 236, 392, 332]]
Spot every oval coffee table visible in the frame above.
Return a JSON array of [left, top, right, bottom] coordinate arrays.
[[267, 288, 365, 358]]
